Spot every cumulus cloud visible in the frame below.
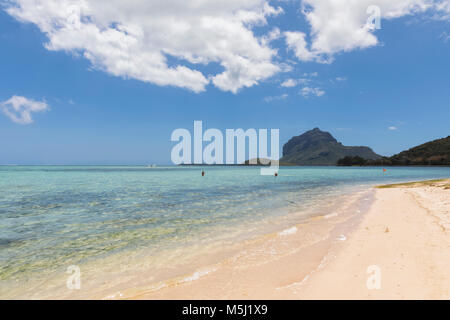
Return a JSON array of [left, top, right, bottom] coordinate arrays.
[[284, 31, 320, 62], [285, 0, 446, 62], [280, 78, 297, 87], [5, 0, 283, 93], [388, 126, 398, 130], [1, 95, 49, 124], [300, 86, 325, 97], [5, 0, 450, 93]]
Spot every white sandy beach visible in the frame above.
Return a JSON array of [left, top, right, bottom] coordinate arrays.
[[124, 179, 449, 300], [297, 180, 450, 299]]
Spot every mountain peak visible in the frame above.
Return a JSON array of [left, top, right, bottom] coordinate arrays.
[[281, 128, 380, 165], [300, 128, 337, 142]]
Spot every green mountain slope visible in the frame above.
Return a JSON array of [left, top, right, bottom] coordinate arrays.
[[280, 128, 381, 165], [367, 136, 450, 166]]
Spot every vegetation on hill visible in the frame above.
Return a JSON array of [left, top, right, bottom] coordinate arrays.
[[337, 156, 367, 166], [337, 136, 450, 166]]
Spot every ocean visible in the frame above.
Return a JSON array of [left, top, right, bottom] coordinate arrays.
[[1, 165, 449, 298]]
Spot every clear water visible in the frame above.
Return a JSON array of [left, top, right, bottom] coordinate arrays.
[[1, 165, 449, 297]]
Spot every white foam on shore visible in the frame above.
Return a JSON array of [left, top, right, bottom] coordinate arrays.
[[278, 226, 298, 236], [324, 212, 338, 219], [180, 268, 217, 283], [118, 267, 217, 298]]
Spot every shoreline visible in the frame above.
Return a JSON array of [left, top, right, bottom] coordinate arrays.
[[109, 187, 375, 299], [1, 180, 373, 300], [1, 178, 448, 300], [122, 179, 449, 300]]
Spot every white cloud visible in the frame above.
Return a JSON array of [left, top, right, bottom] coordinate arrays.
[[285, 0, 448, 62], [431, 0, 450, 20], [284, 31, 318, 62], [5, 0, 283, 93], [280, 78, 297, 87], [262, 27, 282, 45], [280, 72, 317, 88], [335, 77, 347, 82], [1, 95, 50, 124], [388, 126, 398, 130], [300, 86, 325, 97], [264, 93, 288, 102], [5, 0, 450, 94]]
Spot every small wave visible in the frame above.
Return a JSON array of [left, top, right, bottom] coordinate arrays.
[[324, 212, 338, 219], [115, 267, 217, 298], [278, 226, 298, 236], [180, 268, 217, 283]]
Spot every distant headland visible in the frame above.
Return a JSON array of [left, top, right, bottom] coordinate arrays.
[[180, 128, 449, 167]]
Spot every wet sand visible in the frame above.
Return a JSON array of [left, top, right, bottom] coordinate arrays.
[[122, 179, 449, 300]]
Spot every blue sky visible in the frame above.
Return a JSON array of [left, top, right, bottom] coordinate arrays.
[[0, 1, 449, 165]]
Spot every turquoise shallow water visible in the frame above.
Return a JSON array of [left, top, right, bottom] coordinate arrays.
[[1, 165, 449, 297]]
